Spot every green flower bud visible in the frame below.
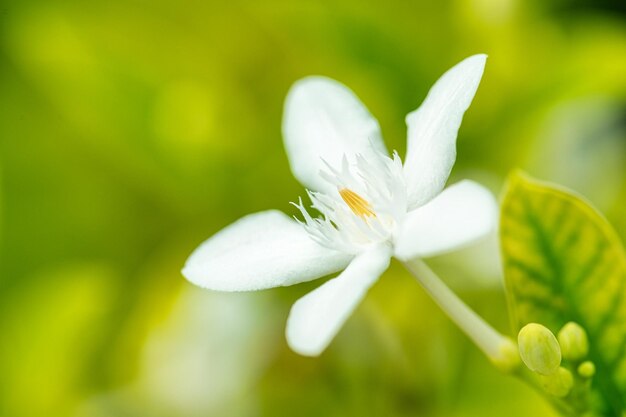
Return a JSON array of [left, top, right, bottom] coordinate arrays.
[[518, 323, 561, 375], [578, 361, 596, 378], [558, 322, 589, 362], [540, 367, 574, 398]]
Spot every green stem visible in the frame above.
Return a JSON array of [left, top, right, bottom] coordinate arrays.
[[403, 258, 519, 371]]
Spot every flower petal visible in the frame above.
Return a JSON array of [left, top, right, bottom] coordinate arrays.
[[182, 210, 353, 291], [403, 55, 487, 209], [283, 76, 388, 193], [394, 180, 497, 260], [286, 244, 392, 356]]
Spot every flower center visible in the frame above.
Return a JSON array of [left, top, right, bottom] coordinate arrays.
[[292, 151, 407, 254], [339, 188, 376, 219]]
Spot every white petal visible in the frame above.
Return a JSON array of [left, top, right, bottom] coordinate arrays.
[[286, 244, 392, 356], [182, 210, 353, 291], [283, 76, 388, 193], [403, 55, 487, 209], [394, 180, 497, 260]]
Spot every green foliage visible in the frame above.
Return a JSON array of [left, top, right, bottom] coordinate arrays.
[[1, 0, 625, 415], [500, 172, 626, 416]]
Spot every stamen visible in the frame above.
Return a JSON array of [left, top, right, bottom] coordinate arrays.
[[339, 188, 376, 219]]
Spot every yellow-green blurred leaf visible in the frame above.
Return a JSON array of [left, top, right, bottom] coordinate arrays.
[[500, 172, 626, 415], [0, 264, 118, 417]]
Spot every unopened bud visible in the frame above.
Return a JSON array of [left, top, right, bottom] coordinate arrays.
[[518, 323, 561, 375], [578, 361, 596, 378], [558, 322, 589, 362], [540, 367, 574, 398]]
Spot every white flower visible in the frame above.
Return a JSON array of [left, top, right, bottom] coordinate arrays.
[[182, 54, 498, 357]]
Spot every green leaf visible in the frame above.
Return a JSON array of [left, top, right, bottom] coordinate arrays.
[[500, 172, 626, 416]]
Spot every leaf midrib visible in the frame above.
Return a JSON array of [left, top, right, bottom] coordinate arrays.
[[519, 188, 624, 415]]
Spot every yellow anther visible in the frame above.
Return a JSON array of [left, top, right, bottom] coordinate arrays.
[[339, 188, 376, 219]]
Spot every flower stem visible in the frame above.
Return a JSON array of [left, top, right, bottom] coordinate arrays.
[[403, 258, 519, 372]]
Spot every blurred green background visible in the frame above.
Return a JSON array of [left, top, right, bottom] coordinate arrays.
[[1, 0, 625, 416]]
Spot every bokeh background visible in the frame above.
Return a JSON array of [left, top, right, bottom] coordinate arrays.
[[1, 0, 625, 416]]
